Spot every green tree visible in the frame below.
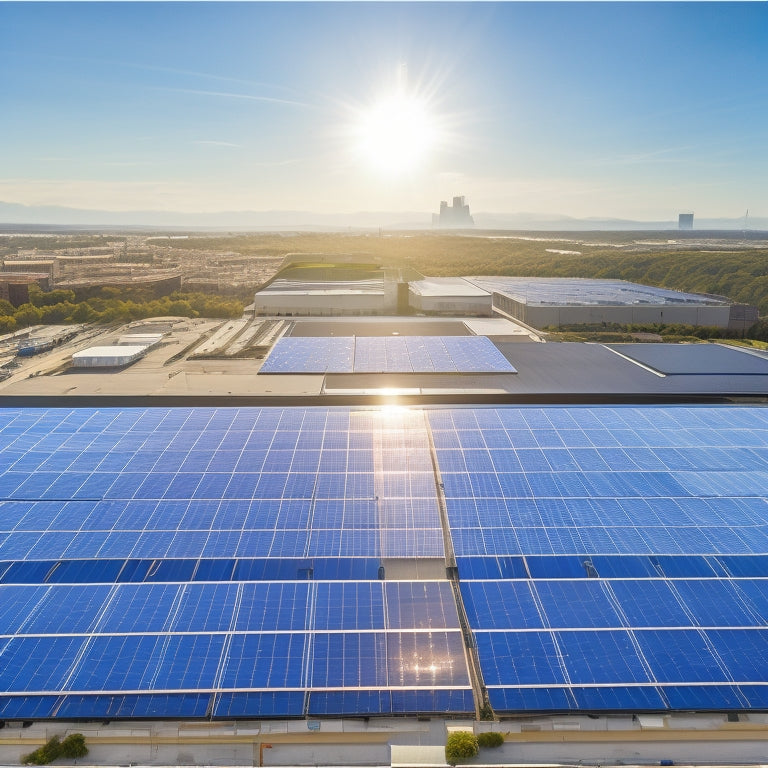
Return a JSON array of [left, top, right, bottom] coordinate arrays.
[[27, 285, 77, 308], [40, 302, 77, 324], [70, 302, 98, 323], [13, 303, 43, 327]]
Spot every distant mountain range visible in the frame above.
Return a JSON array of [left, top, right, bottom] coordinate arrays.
[[0, 200, 764, 232]]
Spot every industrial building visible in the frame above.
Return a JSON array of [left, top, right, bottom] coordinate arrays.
[[2, 258, 58, 281], [469, 276, 753, 330], [0, 272, 52, 305], [71, 344, 152, 368], [255, 258, 754, 331], [253, 254, 398, 316], [408, 277, 492, 316]]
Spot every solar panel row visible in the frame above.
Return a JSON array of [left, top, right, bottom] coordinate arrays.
[[0, 581, 459, 633], [0, 625, 470, 718]]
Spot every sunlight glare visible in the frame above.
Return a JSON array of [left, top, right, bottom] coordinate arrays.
[[358, 94, 436, 175], [350, 81, 441, 178]]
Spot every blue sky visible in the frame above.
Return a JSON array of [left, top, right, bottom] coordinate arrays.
[[1, 2, 766, 219]]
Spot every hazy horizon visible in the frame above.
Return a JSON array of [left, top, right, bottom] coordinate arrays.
[[2, 2, 766, 222]]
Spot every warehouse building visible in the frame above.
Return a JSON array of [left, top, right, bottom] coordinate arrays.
[[469, 276, 754, 330], [253, 254, 398, 316], [408, 277, 492, 316], [71, 344, 150, 368]]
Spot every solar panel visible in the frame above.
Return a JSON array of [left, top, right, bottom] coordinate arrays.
[[431, 405, 768, 713], [259, 337, 355, 374], [259, 336, 516, 374]]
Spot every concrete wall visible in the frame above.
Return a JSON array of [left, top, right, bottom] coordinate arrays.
[[492, 292, 732, 329], [409, 291, 493, 316], [254, 288, 397, 317]]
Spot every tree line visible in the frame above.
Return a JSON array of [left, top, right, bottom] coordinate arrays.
[[0, 285, 243, 334]]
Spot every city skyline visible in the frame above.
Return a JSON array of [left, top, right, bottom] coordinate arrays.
[[1, 2, 766, 222]]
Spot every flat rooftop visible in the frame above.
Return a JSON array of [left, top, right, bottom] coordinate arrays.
[[256, 278, 385, 296], [409, 277, 491, 298], [469, 276, 730, 307], [0, 316, 766, 402]]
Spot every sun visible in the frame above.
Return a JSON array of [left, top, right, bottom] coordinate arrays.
[[347, 76, 442, 179], [354, 92, 437, 176]]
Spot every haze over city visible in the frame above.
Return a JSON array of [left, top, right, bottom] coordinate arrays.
[[1, 1, 766, 225]]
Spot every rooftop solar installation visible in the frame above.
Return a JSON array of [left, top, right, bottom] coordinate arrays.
[[428, 406, 768, 713], [468, 276, 728, 307], [0, 406, 470, 719], [1, 404, 768, 720], [608, 343, 768, 375], [260, 336, 516, 374], [259, 337, 355, 373]]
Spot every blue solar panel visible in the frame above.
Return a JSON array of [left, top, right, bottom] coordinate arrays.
[[57, 694, 211, 719], [0, 636, 87, 692], [222, 633, 308, 689], [572, 686, 667, 711], [214, 691, 305, 718], [662, 685, 747, 711], [476, 631, 566, 686], [2, 404, 768, 719], [260, 337, 355, 374], [0, 695, 59, 720], [259, 336, 515, 374], [434, 405, 768, 715]]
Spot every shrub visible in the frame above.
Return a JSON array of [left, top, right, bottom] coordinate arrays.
[[445, 731, 478, 765], [60, 733, 89, 759], [22, 733, 88, 764], [477, 731, 504, 748], [22, 736, 60, 765]]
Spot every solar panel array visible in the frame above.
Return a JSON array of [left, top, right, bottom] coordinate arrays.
[[259, 336, 516, 374], [0, 407, 471, 719], [468, 276, 728, 307], [428, 406, 768, 712], [1, 404, 768, 720]]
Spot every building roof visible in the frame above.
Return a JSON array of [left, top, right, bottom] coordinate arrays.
[[409, 277, 490, 298], [257, 278, 385, 296], [72, 345, 148, 360], [1, 403, 767, 719], [468, 276, 730, 307]]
